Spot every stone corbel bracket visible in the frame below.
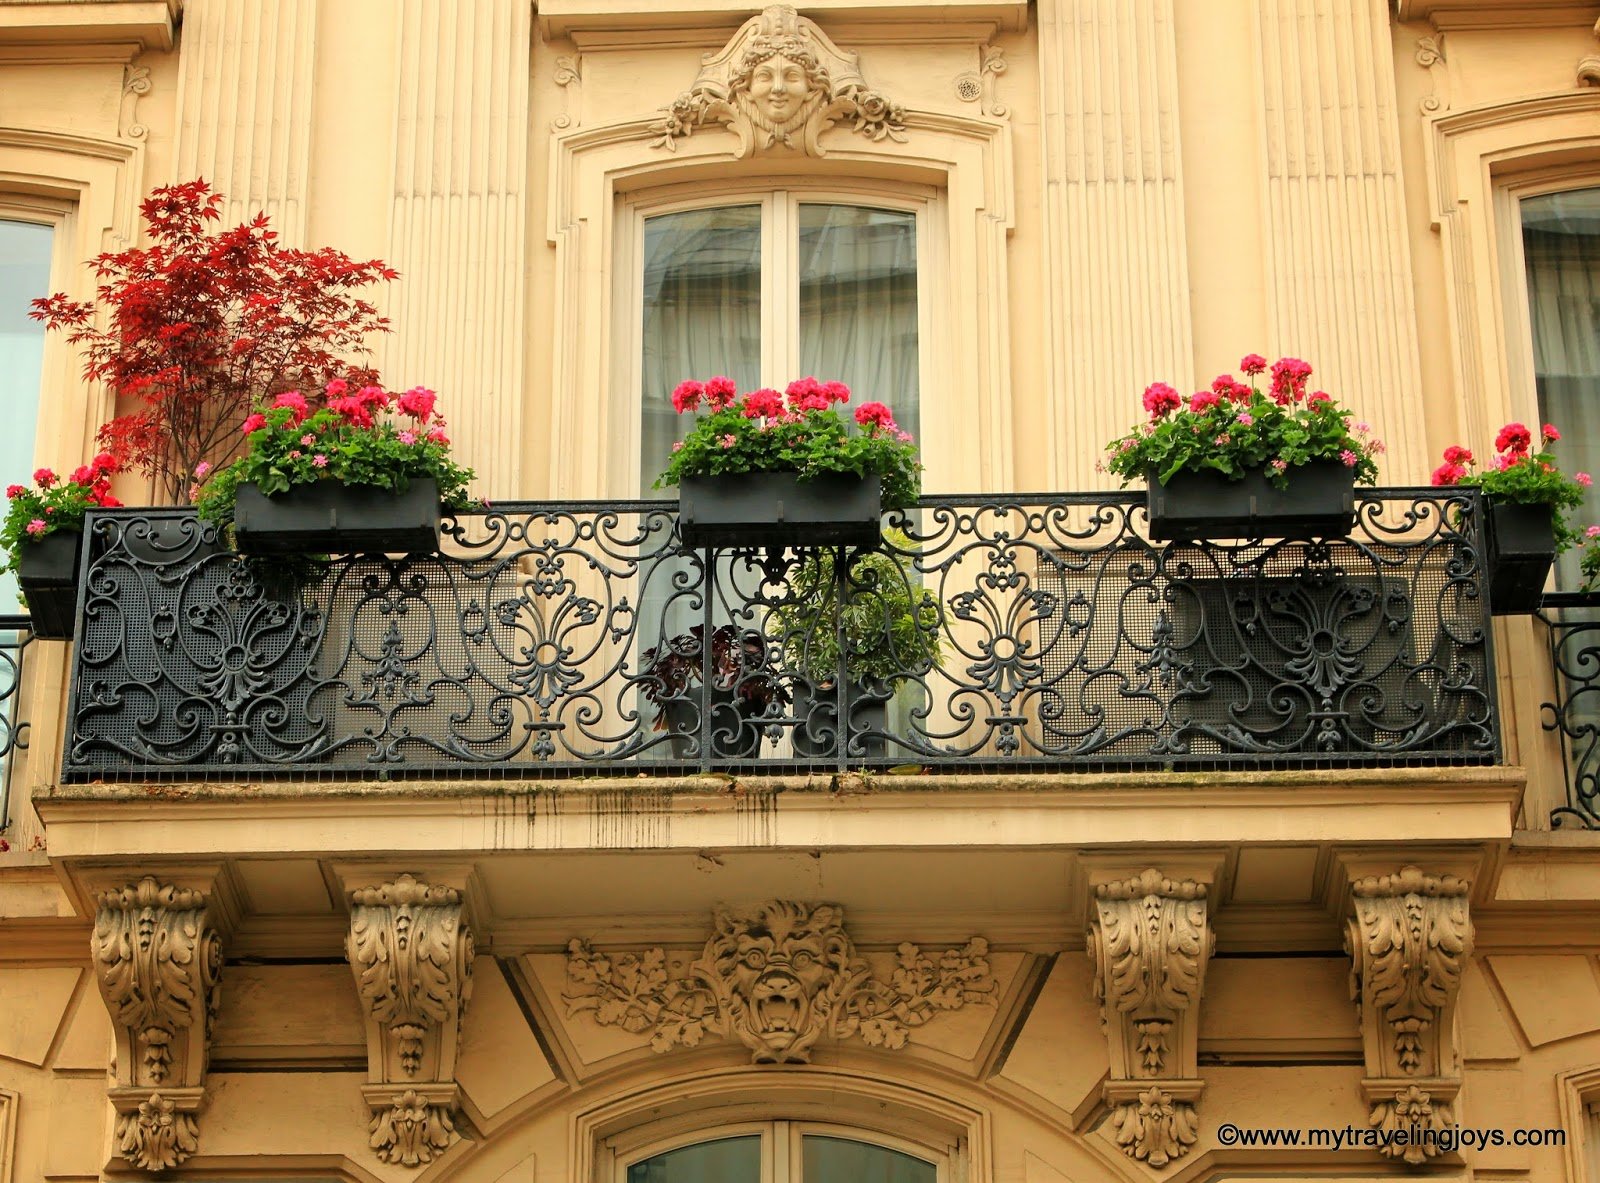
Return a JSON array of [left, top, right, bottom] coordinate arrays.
[[345, 872, 476, 1169], [1346, 865, 1474, 1165], [650, 3, 906, 158], [91, 876, 224, 1172], [1086, 867, 1216, 1169]]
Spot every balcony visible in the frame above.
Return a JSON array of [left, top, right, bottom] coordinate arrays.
[[49, 489, 1500, 783]]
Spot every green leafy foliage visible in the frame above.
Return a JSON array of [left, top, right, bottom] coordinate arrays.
[[1103, 355, 1382, 490], [194, 383, 476, 536], [771, 534, 942, 688], [1431, 423, 1590, 552], [652, 377, 922, 510], [1, 454, 121, 576]]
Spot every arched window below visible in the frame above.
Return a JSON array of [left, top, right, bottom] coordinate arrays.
[[618, 1121, 944, 1183]]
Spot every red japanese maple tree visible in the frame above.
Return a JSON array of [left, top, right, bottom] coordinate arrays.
[[30, 180, 398, 502]]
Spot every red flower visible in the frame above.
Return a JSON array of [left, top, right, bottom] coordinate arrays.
[[741, 388, 785, 419], [1443, 445, 1473, 465], [1543, 423, 1561, 442], [1494, 422, 1532, 455], [1189, 390, 1221, 411], [671, 380, 704, 414], [854, 401, 897, 430], [1141, 382, 1181, 418], [704, 375, 738, 409], [1269, 357, 1313, 404], [4, 485, 23, 499], [821, 380, 851, 405], [32, 468, 55, 488], [241, 412, 268, 434], [1431, 462, 1466, 486], [68, 465, 94, 486], [397, 386, 436, 420], [785, 377, 823, 410], [1240, 354, 1268, 376], [271, 390, 310, 422]]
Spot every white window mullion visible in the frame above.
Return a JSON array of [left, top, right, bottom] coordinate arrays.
[[773, 1119, 794, 1183], [766, 191, 798, 383]]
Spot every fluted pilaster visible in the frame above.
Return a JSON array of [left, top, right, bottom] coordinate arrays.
[[383, 0, 530, 496], [173, 0, 318, 243], [1254, 0, 1425, 476], [1039, 0, 1195, 489]]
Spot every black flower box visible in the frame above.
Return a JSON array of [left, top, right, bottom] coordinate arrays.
[[17, 530, 82, 640], [1146, 462, 1356, 542], [677, 472, 882, 549], [233, 478, 441, 555], [1483, 500, 1556, 615]]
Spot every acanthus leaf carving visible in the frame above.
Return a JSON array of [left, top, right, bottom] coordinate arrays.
[[92, 877, 221, 1173], [115, 1092, 200, 1172], [1345, 865, 1473, 1161], [1087, 868, 1214, 1168], [649, 4, 906, 159], [564, 901, 994, 1064], [345, 874, 474, 1169]]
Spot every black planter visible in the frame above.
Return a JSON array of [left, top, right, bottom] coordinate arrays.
[[1146, 462, 1356, 542], [233, 478, 441, 555], [678, 473, 882, 549], [17, 530, 82, 640], [1483, 500, 1556, 615], [656, 692, 766, 760], [791, 681, 889, 759]]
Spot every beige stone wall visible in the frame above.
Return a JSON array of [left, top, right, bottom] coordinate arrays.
[[2, 0, 1600, 1179]]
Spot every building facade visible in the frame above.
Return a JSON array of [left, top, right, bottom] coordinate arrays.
[[1, 0, 1599, 1179]]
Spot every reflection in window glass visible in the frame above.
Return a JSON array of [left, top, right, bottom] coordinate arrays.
[[799, 205, 919, 441], [1522, 187, 1600, 589], [627, 1135, 761, 1183], [0, 220, 52, 613], [639, 206, 762, 494], [802, 1135, 937, 1183]]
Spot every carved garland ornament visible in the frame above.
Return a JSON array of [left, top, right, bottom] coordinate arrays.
[[346, 874, 475, 1168], [1086, 869, 1214, 1169], [91, 877, 222, 1172], [651, 5, 906, 158], [1346, 866, 1474, 1164], [565, 901, 994, 1063]]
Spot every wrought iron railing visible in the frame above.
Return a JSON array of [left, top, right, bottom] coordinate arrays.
[[61, 491, 1498, 781], [0, 616, 34, 831], [1540, 591, 1600, 828]]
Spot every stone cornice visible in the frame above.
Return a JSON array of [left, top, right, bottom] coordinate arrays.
[[1396, 0, 1600, 30]]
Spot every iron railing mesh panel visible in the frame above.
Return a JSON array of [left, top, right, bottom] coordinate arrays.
[[1540, 592, 1600, 829], [62, 491, 1498, 781]]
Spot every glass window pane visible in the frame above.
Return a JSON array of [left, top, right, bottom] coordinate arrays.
[[1522, 186, 1600, 589], [798, 205, 919, 440], [627, 1135, 761, 1183], [0, 220, 53, 613], [802, 1135, 936, 1183], [640, 206, 762, 493]]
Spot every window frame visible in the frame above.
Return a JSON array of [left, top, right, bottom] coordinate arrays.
[[614, 178, 943, 499], [609, 1117, 951, 1183]]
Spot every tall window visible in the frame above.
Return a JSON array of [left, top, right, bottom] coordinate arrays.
[[0, 219, 52, 612], [637, 193, 922, 493], [1522, 186, 1600, 588], [621, 1126, 940, 1183]]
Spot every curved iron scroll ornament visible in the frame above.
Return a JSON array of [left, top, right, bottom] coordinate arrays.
[[650, 4, 907, 157], [63, 491, 1494, 779], [564, 901, 994, 1063]]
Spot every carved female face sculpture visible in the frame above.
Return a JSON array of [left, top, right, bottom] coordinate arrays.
[[730, 34, 828, 147], [748, 53, 810, 129]]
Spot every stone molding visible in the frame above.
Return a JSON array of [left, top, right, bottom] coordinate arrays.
[[650, 4, 906, 157], [91, 877, 222, 1172], [564, 900, 995, 1063], [1086, 868, 1215, 1168], [345, 874, 475, 1168], [1345, 865, 1474, 1164]]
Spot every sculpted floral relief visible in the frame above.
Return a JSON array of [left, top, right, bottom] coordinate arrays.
[[564, 901, 994, 1063], [1086, 869, 1214, 1169], [1345, 866, 1473, 1162], [651, 5, 906, 158], [345, 874, 475, 1168], [91, 877, 222, 1172]]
